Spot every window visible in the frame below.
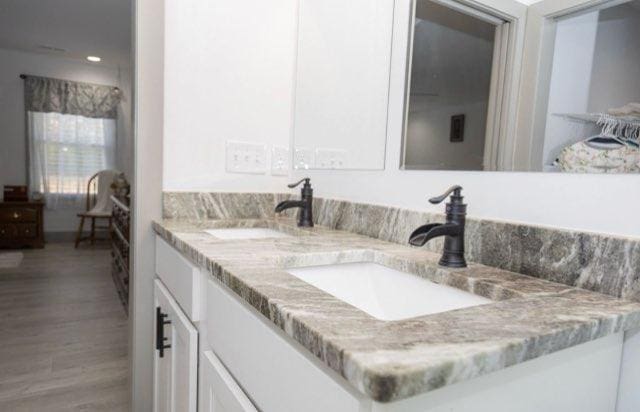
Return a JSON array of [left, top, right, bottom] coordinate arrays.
[[28, 112, 116, 206]]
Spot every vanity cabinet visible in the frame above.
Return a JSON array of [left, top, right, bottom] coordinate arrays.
[[154, 235, 629, 412], [153, 280, 198, 412], [154, 237, 258, 412]]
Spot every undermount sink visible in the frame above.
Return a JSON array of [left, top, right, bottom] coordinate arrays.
[[204, 228, 291, 240], [287, 262, 491, 321]]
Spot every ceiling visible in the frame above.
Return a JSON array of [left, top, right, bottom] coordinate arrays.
[[0, 0, 131, 68]]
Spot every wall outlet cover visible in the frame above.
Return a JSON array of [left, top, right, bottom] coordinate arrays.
[[314, 148, 348, 169], [271, 146, 290, 176], [294, 148, 315, 170], [226, 140, 268, 174]]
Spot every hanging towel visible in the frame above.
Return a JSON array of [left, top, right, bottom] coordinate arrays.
[[87, 169, 119, 216], [556, 139, 640, 173]]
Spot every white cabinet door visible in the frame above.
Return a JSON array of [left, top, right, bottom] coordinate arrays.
[[202, 350, 257, 412], [154, 279, 198, 412]]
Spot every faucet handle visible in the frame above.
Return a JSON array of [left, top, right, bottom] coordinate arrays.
[[288, 178, 311, 189], [429, 185, 463, 205]]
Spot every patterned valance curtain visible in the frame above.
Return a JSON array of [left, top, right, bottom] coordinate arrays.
[[23, 75, 121, 119]]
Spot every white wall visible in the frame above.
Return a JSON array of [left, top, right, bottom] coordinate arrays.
[[131, 0, 165, 409], [0, 47, 132, 234], [162, 0, 298, 192]]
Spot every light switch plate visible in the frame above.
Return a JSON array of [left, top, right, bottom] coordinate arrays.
[[271, 146, 290, 176], [226, 140, 268, 174], [315, 148, 348, 169], [294, 148, 315, 170]]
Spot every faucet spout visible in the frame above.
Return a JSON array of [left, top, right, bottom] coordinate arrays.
[[275, 200, 305, 213], [408, 186, 467, 267], [409, 223, 461, 247], [277, 178, 314, 227]]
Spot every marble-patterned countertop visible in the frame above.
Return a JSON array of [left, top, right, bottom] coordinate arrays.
[[153, 218, 640, 403]]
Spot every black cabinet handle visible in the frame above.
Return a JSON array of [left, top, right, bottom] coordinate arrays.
[[155, 307, 172, 358]]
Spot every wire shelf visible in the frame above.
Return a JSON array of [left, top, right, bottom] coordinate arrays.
[[554, 113, 640, 140]]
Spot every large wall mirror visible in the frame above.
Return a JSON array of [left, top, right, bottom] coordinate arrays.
[[403, 0, 639, 173], [292, 0, 394, 171], [401, 0, 510, 171], [293, 0, 639, 174]]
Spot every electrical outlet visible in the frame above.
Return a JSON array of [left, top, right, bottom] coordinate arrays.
[[294, 148, 315, 170], [226, 140, 267, 174], [315, 148, 348, 169], [271, 146, 290, 176]]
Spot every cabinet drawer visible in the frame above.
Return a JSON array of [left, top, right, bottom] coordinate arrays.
[[0, 223, 37, 238], [18, 224, 37, 238], [206, 278, 365, 412], [155, 237, 201, 322], [0, 207, 37, 222], [0, 224, 17, 238], [202, 350, 258, 412]]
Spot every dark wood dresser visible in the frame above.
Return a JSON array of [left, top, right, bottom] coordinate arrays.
[[110, 195, 130, 313], [0, 201, 45, 248]]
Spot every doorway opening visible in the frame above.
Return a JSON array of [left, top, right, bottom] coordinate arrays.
[[401, 0, 514, 171], [0, 0, 134, 409]]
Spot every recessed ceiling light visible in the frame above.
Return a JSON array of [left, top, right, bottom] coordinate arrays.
[[87, 56, 101, 62]]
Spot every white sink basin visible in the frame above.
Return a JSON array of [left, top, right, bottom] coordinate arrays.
[[204, 228, 291, 240], [287, 262, 491, 321]]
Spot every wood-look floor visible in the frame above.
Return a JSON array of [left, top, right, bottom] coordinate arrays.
[[0, 243, 130, 411]]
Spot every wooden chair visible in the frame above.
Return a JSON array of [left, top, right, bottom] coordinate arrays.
[[74, 170, 116, 248]]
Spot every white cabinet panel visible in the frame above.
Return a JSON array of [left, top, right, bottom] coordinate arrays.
[[202, 350, 258, 412], [154, 279, 198, 412], [155, 236, 201, 321]]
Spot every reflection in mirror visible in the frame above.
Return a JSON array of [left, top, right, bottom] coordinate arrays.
[[532, 0, 640, 174], [403, 0, 640, 174], [293, 0, 394, 171], [401, 0, 506, 171]]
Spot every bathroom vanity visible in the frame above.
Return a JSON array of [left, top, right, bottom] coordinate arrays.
[[151, 199, 640, 412]]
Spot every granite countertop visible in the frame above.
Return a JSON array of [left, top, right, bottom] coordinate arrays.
[[153, 218, 640, 403]]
